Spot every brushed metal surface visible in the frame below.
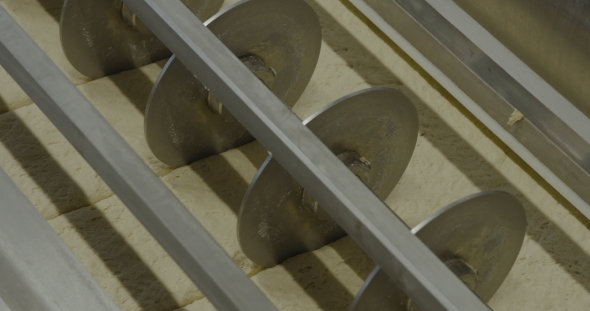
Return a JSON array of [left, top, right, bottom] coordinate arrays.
[[454, 0, 590, 119]]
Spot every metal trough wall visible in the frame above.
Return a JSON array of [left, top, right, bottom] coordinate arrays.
[[351, 0, 590, 218], [454, 0, 590, 119]]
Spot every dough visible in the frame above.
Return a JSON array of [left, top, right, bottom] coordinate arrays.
[[50, 195, 199, 311], [0, 105, 111, 219], [180, 237, 373, 311], [49, 142, 269, 311], [0, 62, 171, 219]]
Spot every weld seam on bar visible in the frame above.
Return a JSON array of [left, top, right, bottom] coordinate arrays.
[[0, 6, 277, 311], [121, 0, 490, 310]]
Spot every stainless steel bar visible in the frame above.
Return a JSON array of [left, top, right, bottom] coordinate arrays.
[[0, 164, 119, 311], [122, 0, 490, 310], [350, 0, 590, 217], [0, 297, 11, 311], [453, 0, 590, 120], [0, 6, 277, 311]]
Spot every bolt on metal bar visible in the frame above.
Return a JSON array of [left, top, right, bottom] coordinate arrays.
[[121, 0, 491, 310], [0, 6, 277, 311], [0, 164, 119, 311]]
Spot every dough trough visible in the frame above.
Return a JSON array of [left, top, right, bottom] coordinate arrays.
[[5, 0, 586, 309]]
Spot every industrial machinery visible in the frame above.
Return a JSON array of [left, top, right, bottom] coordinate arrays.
[[2, 0, 586, 309]]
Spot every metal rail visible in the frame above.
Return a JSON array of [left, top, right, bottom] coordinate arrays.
[[0, 6, 277, 311], [453, 0, 590, 120], [0, 297, 11, 311], [121, 0, 490, 310], [0, 164, 119, 311], [350, 0, 590, 218]]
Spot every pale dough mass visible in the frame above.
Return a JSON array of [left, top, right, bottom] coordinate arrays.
[[0, 0, 589, 310]]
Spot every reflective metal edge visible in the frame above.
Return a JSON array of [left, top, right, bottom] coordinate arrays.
[[452, 0, 590, 120], [0, 297, 11, 311], [122, 0, 491, 310], [0, 6, 277, 311], [349, 0, 590, 218], [0, 165, 119, 311]]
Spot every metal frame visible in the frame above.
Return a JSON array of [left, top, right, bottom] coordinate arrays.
[[0, 0, 492, 310], [350, 0, 590, 218]]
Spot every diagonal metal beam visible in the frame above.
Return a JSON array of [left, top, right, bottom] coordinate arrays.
[[0, 164, 119, 311], [121, 0, 490, 310], [0, 6, 277, 311]]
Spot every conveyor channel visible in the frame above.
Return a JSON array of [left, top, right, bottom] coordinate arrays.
[[0, 0, 588, 310]]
